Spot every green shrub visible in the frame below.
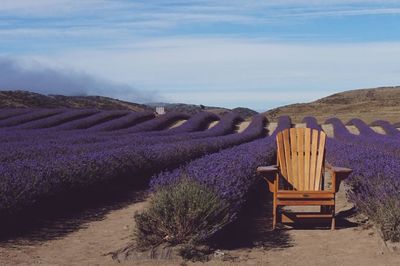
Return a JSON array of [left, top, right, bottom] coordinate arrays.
[[134, 178, 231, 249]]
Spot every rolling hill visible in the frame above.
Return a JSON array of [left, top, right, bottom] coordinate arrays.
[[0, 90, 258, 118], [0, 90, 151, 111], [264, 86, 400, 124]]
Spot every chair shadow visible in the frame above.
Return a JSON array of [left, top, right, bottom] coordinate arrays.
[[278, 204, 359, 230], [0, 177, 149, 245], [210, 180, 293, 251], [210, 180, 360, 250]]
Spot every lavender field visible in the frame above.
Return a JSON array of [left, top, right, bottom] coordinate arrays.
[[1, 108, 400, 248], [0, 109, 266, 222]]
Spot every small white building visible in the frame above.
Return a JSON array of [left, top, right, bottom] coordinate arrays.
[[155, 106, 165, 115]]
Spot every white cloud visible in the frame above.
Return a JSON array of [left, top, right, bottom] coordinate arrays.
[[22, 37, 400, 109], [0, 56, 156, 103], [0, 0, 128, 15]]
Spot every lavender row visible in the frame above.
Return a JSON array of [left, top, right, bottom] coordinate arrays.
[[163, 111, 219, 134], [370, 120, 400, 137], [3, 110, 225, 150], [0, 112, 189, 144], [304, 116, 400, 241], [0, 108, 64, 127], [126, 111, 220, 138], [326, 139, 400, 241], [149, 116, 291, 239], [117, 112, 190, 134], [87, 112, 155, 131], [0, 108, 32, 121], [52, 110, 130, 130], [14, 109, 100, 129], [0, 113, 242, 163], [0, 115, 267, 217], [326, 117, 400, 156], [347, 118, 386, 138]]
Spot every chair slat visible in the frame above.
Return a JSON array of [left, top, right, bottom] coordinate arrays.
[[304, 128, 311, 190], [309, 130, 319, 191], [314, 131, 326, 190], [276, 133, 287, 180], [283, 129, 292, 187], [289, 128, 298, 190], [297, 128, 305, 191]]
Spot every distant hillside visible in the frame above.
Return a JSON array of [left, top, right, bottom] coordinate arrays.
[[0, 91, 258, 118], [264, 86, 400, 124], [0, 90, 151, 111], [145, 103, 258, 118], [147, 102, 228, 115]]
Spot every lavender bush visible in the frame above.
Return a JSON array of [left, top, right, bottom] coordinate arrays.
[[15, 109, 99, 129], [326, 117, 400, 156], [0, 108, 31, 120], [53, 110, 130, 130], [135, 179, 231, 248], [0, 111, 266, 219], [118, 112, 190, 133], [142, 116, 291, 245], [0, 113, 243, 163], [0, 109, 64, 127], [305, 116, 400, 242], [87, 112, 155, 131]]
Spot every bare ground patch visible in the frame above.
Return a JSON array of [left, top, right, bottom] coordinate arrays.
[[0, 177, 399, 265]]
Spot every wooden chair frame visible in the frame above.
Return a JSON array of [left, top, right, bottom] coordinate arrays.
[[257, 128, 352, 230]]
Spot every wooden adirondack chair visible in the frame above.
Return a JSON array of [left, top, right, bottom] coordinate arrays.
[[257, 128, 352, 230]]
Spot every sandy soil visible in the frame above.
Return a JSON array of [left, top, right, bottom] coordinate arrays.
[[236, 121, 276, 136], [321, 124, 365, 138], [346, 125, 360, 135], [207, 120, 219, 129], [168, 120, 218, 130], [0, 191, 150, 266], [1, 182, 399, 266], [319, 124, 388, 138], [167, 120, 187, 129], [267, 122, 277, 135], [371, 126, 386, 135], [237, 121, 250, 133]]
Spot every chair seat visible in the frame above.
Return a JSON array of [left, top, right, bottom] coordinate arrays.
[[277, 191, 335, 199], [276, 191, 335, 206]]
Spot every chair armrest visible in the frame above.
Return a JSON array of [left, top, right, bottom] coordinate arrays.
[[257, 165, 278, 192], [326, 164, 352, 192], [256, 165, 278, 174], [329, 166, 352, 174]]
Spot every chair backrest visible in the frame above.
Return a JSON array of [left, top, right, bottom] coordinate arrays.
[[276, 128, 326, 191]]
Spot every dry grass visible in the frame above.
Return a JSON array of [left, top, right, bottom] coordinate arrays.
[[264, 86, 400, 124]]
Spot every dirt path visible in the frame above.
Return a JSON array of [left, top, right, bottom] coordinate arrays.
[[195, 184, 400, 266], [236, 121, 276, 135], [1, 182, 399, 265], [0, 192, 150, 266]]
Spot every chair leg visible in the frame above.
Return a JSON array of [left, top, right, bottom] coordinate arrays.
[[272, 195, 277, 230], [331, 205, 336, 230]]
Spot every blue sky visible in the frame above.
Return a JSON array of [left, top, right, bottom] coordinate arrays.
[[1, 0, 400, 111]]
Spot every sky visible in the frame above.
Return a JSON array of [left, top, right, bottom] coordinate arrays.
[[1, 1, 400, 111]]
